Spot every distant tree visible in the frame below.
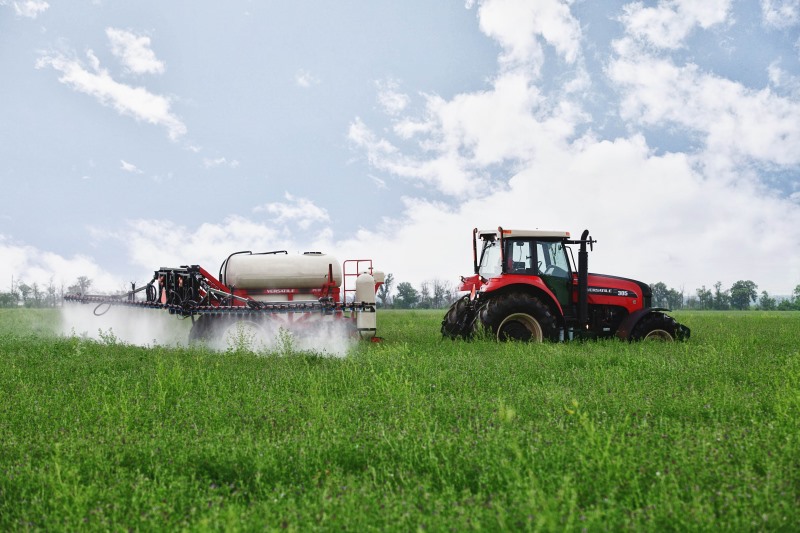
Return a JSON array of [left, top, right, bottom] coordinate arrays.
[[696, 285, 713, 310], [777, 298, 795, 311], [394, 282, 419, 309], [377, 273, 394, 308], [650, 282, 669, 308], [46, 277, 58, 307], [665, 288, 684, 310], [418, 281, 432, 309], [0, 292, 18, 308], [431, 279, 454, 309], [17, 283, 31, 305], [27, 282, 44, 308], [730, 280, 758, 310], [68, 276, 92, 295], [713, 282, 730, 310], [758, 291, 776, 311]]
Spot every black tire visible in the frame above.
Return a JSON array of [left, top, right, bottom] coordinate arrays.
[[478, 293, 559, 342], [441, 296, 476, 340], [629, 313, 679, 342], [188, 314, 213, 344]]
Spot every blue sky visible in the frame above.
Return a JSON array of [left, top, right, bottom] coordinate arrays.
[[2, 0, 799, 297]]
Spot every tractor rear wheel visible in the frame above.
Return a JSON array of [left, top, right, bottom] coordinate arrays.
[[441, 296, 476, 339], [479, 293, 559, 342], [629, 313, 679, 342]]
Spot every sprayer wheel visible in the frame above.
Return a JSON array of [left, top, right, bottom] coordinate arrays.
[[189, 314, 269, 351]]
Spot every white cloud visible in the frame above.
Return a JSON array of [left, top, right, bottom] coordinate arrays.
[[761, 0, 800, 29], [120, 160, 143, 174], [36, 50, 187, 140], [342, 0, 800, 295], [0, 235, 122, 293], [202, 157, 240, 168], [253, 193, 330, 230], [9, 0, 49, 18], [106, 28, 165, 75], [609, 40, 800, 169], [349, 69, 586, 197], [295, 69, 320, 88], [376, 79, 410, 115], [476, 0, 581, 73], [620, 0, 732, 49]]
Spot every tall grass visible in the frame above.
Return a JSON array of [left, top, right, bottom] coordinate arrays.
[[0, 309, 798, 530]]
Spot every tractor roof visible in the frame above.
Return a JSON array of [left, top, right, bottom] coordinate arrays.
[[478, 228, 570, 239]]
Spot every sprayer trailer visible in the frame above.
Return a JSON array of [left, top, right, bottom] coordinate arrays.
[[442, 227, 690, 342], [65, 251, 385, 344]]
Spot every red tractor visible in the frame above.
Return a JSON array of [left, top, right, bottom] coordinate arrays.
[[442, 227, 690, 342]]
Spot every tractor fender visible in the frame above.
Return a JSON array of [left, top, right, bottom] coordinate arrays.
[[479, 278, 565, 319], [615, 307, 670, 340]]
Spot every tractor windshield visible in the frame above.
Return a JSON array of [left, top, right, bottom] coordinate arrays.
[[478, 238, 502, 278], [537, 240, 570, 278]]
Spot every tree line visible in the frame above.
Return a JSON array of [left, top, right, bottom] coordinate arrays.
[[3, 274, 800, 311], [653, 280, 800, 311], [377, 275, 800, 311], [0, 276, 92, 308]]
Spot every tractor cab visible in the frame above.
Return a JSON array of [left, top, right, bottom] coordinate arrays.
[[474, 228, 574, 311]]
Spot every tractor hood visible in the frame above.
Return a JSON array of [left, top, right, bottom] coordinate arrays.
[[583, 273, 653, 308]]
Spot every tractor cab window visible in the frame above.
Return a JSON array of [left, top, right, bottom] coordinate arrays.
[[537, 240, 570, 278], [478, 238, 502, 278], [504, 239, 536, 274]]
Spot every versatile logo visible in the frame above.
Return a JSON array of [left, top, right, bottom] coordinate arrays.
[[587, 286, 635, 297]]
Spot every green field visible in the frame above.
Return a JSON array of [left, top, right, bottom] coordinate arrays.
[[1, 309, 798, 531]]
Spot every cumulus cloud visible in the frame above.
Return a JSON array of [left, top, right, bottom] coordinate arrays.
[[476, 0, 582, 72], [253, 192, 331, 230], [0, 235, 122, 293], [620, 0, 732, 49], [608, 39, 800, 169], [202, 157, 240, 168], [376, 79, 410, 115], [120, 160, 143, 174], [342, 0, 800, 294], [35, 50, 186, 140], [295, 69, 320, 88], [761, 0, 800, 29], [106, 28, 165, 75], [350, 69, 586, 197], [6, 0, 49, 18]]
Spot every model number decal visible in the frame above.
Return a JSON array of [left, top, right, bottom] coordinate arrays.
[[588, 286, 635, 297]]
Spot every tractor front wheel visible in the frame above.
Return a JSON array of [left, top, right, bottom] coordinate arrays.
[[441, 296, 476, 340], [629, 313, 679, 342], [479, 293, 559, 342]]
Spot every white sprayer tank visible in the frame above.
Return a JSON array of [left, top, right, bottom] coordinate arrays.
[[355, 271, 378, 338], [222, 252, 342, 291]]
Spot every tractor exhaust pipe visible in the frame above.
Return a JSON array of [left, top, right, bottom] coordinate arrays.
[[578, 229, 590, 329]]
